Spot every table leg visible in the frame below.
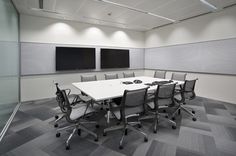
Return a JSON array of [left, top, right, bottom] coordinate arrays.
[[107, 110, 110, 124], [106, 100, 111, 124]]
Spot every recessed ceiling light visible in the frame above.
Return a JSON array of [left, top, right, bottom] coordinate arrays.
[[94, 0, 176, 22], [147, 12, 176, 22], [30, 8, 64, 15], [200, 0, 218, 10]]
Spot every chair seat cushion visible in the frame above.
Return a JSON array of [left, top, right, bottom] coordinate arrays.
[[147, 102, 155, 109], [112, 106, 143, 120], [79, 94, 92, 102], [70, 104, 95, 120], [68, 94, 80, 104]]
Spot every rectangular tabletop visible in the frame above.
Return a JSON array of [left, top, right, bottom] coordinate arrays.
[[72, 76, 183, 101]]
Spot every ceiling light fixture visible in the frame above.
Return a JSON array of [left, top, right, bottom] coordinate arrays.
[[147, 12, 176, 22], [95, 0, 176, 22], [200, 0, 218, 10], [83, 16, 148, 30], [30, 7, 64, 15]]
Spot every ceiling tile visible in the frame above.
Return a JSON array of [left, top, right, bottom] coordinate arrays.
[[206, 0, 236, 8], [55, 0, 86, 15], [12, 0, 236, 31]]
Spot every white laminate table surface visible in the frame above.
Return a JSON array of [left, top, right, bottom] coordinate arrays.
[[72, 76, 183, 101]]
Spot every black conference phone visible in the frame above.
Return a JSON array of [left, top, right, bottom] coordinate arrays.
[[133, 79, 142, 84], [122, 81, 133, 85]]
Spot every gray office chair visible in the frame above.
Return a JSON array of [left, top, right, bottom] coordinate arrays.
[[56, 90, 99, 150], [172, 79, 198, 121], [171, 73, 187, 81], [80, 75, 97, 98], [104, 73, 121, 105], [103, 87, 149, 149], [154, 70, 166, 79], [140, 84, 177, 133], [123, 72, 135, 78], [105, 73, 118, 80], [81, 75, 97, 82], [54, 82, 82, 128], [80, 75, 103, 109]]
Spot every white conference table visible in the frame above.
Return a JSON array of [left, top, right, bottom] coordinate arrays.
[[72, 76, 184, 123], [72, 76, 183, 101]]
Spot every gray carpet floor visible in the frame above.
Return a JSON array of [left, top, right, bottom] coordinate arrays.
[[1, 96, 236, 156]]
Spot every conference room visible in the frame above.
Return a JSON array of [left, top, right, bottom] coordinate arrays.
[[1, 0, 236, 156]]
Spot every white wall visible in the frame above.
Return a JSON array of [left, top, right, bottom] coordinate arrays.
[[145, 5, 236, 48], [20, 14, 145, 48], [144, 6, 236, 104]]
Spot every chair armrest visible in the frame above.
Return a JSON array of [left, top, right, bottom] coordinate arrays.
[[64, 89, 71, 95]]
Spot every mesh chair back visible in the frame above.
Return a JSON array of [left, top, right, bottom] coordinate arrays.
[[61, 90, 76, 123], [154, 83, 176, 109], [182, 79, 197, 100], [55, 83, 67, 113], [123, 72, 135, 78], [81, 75, 97, 82], [154, 70, 166, 79], [120, 88, 148, 121], [105, 73, 118, 80], [171, 73, 186, 81]]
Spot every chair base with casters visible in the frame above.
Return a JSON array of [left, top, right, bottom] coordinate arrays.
[[56, 119, 99, 150], [139, 110, 176, 133], [103, 114, 148, 149], [171, 101, 197, 121]]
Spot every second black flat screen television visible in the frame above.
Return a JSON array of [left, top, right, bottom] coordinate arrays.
[[101, 49, 130, 69], [56, 47, 95, 71]]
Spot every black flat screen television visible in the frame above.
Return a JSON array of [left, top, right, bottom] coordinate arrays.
[[101, 49, 130, 69], [56, 47, 95, 71]]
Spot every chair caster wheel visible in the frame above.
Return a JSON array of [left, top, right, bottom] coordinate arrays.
[[55, 115, 59, 119], [172, 125, 176, 129], [192, 110, 195, 114], [54, 124, 58, 128], [56, 133, 60, 137], [144, 137, 148, 142], [94, 137, 99, 142], [66, 145, 70, 150], [119, 145, 123, 150], [95, 124, 100, 128], [163, 109, 166, 113], [192, 117, 197, 121], [153, 130, 157, 134], [138, 124, 142, 128], [77, 129, 81, 136], [125, 129, 128, 135], [171, 117, 175, 121], [103, 132, 107, 136]]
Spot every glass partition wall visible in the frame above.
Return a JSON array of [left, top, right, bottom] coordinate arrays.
[[0, 0, 19, 139]]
